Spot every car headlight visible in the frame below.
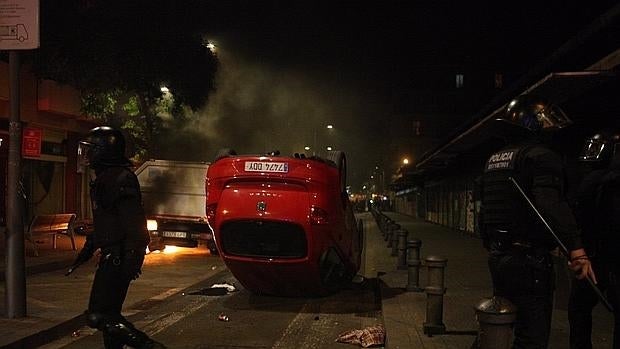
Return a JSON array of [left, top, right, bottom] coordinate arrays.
[[147, 219, 158, 231]]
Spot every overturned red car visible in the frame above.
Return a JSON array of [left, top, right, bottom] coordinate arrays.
[[206, 150, 362, 296]]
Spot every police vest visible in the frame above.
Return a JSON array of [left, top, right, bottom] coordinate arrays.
[[90, 166, 149, 249], [481, 146, 532, 241]]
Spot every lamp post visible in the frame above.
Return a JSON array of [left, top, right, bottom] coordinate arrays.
[[375, 165, 385, 195], [310, 124, 334, 154]]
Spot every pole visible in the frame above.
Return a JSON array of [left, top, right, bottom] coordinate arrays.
[[508, 176, 613, 312], [312, 127, 317, 156], [5, 51, 26, 318]]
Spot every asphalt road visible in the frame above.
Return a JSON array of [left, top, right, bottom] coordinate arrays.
[[39, 246, 382, 349]]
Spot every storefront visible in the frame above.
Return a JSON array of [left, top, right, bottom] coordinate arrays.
[[0, 63, 98, 227]]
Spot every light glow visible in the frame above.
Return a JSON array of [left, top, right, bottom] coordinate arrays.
[[163, 245, 181, 254], [147, 219, 158, 231]]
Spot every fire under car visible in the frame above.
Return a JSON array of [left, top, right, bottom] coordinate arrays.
[[206, 150, 363, 296]]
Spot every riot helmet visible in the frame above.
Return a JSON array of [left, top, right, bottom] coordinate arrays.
[[78, 126, 130, 168], [578, 129, 620, 169], [498, 94, 572, 133]]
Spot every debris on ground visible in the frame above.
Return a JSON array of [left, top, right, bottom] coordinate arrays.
[[184, 282, 237, 296], [211, 282, 237, 292], [335, 325, 385, 348], [218, 313, 230, 322]]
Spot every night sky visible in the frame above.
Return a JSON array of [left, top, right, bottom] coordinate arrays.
[[157, 1, 618, 190]]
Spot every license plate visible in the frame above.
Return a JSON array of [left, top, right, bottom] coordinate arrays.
[[162, 231, 187, 238], [244, 161, 288, 173]]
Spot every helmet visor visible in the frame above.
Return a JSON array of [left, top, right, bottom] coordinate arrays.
[[539, 105, 572, 129], [77, 141, 94, 168], [579, 139, 607, 161]]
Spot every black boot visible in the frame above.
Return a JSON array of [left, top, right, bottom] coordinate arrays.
[[103, 321, 165, 349]]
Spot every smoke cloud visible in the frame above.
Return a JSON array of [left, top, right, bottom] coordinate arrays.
[[156, 35, 390, 191]]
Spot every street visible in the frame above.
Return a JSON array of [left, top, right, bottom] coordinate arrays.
[[36, 225, 382, 349]]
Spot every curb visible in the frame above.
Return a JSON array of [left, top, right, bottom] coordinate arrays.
[[1, 314, 85, 349]]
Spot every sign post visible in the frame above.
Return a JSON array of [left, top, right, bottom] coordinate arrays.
[[1, 0, 39, 319]]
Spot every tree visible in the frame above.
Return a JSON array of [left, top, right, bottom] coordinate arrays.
[[28, 0, 218, 161]]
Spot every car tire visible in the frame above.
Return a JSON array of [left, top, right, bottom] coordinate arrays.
[[325, 150, 347, 193], [214, 148, 237, 162]]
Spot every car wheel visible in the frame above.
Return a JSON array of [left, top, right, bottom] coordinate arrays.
[[325, 150, 347, 193], [214, 148, 237, 162], [319, 247, 353, 293]]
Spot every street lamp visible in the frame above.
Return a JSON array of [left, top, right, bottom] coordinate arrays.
[[374, 165, 385, 195], [312, 124, 335, 154]]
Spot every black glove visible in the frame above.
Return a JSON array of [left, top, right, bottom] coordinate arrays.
[[123, 249, 145, 281], [66, 235, 95, 276]]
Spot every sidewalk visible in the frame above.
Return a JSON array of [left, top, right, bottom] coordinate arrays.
[[0, 232, 83, 283], [369, 211, 615, 349], [0, 233, 225, 349], [0, 232, 85, 348]]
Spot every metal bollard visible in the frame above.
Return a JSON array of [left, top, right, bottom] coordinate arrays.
[[381, 217, 392, 237], [383, 219, 392, 240], [386, 223, 399, 245], [390, 229, 407, 258], [474, 296, 517, 349], [406, 239, 423, 291], [423, 255, 447, 336], [390, 226, 400, 254], [396, 229, 408, 268]]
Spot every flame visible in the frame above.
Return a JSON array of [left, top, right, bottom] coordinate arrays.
[[163, 245, 181, 254]]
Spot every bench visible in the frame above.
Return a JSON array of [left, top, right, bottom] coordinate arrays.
[[27, 213, 77, 256]]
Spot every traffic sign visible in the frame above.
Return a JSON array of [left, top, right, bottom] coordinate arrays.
[[0, 0, 39, 50], [22, 127, 42, 157]]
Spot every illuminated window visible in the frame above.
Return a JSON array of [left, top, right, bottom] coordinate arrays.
[[494, 73, 503, 88], [413, 120, 421, 136], [456, 74, 464, 88]]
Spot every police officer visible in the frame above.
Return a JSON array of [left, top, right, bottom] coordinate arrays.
[[569, 129, 620, 349], [68, 126, 165, 349], [480, 94, 595, 349]]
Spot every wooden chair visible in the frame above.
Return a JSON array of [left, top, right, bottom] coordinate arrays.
[[27, 213, 77, 256]]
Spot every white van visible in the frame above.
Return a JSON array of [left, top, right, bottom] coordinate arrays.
[[135, 159, 216, 254]]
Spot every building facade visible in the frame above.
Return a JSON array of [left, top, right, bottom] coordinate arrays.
[[0, 61, 98, 227]]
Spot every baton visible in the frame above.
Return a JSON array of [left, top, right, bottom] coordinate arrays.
[[64, 264, 80, 276], [508, 176, 614, 312]]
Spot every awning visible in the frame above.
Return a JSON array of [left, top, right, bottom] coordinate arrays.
[[415, 70, 618, 171]]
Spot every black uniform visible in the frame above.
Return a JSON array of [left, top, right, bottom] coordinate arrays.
[[482, 139, 583, 349], [85, 165, 152, 349], [71, 126, 163, 349], [569, 168, 620, 349]]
